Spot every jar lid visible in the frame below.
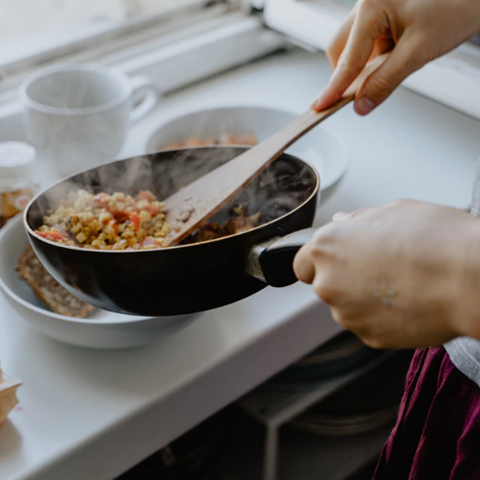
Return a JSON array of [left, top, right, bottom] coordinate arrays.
[[0, 142, 36, 178]]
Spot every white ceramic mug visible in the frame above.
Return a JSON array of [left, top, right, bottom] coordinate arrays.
[[20, 64, 160, 177]]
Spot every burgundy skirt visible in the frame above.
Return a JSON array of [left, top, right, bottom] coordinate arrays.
[[373, 347, 480, 480]]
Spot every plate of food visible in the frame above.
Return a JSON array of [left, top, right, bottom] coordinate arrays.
[[143, 106, 349, 196], [0, 215, 195, 349]]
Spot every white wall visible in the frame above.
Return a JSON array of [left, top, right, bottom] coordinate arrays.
[[0, 0, 179, 41]]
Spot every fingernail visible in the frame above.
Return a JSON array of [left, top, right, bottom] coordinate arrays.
[[311, 97, 323, 111], [311, 90, 328, 111], [356, 97, 376, 116]]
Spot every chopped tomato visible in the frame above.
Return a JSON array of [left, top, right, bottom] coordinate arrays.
[[142, 237, 162, 247], [130, 212, 141, 231], [35, 230, 65, 241], [143, 204, 160, 216], [110, 210, 128, 222], [96, 194, 129, 220], [142, 236, 155, 246], [136, 191, 155, 202], [93, 193, 110, 209]]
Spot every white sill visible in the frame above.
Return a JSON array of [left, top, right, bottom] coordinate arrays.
[[1, 47, 479, 480]]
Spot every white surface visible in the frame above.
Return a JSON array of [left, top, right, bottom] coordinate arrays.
[[264, 0, 480, 121], [144, 105, 349, 192], [0, 216, 195, 349], [1, 48, 480, 480]]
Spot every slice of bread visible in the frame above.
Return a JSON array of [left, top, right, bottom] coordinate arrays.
[[17, 246, 95, 318]]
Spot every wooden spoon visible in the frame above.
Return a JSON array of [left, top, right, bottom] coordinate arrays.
[[163, 55, 388, 246]]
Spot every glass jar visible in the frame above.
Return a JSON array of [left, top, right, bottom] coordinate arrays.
[[0, 141, 38, 229]]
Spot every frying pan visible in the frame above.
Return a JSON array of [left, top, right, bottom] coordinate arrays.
[[24, 147, 318, 316]]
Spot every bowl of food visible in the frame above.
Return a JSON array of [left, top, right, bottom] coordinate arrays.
[[24, 147, 319, 317], [144, 106, 349, 196], [0, 215, 195, 348]]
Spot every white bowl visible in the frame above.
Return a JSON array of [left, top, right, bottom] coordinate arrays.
[[144, 106, 349, 193], [0, 215, 195, 349]]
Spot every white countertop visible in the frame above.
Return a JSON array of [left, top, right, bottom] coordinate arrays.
[[1, 48, 480, 480]]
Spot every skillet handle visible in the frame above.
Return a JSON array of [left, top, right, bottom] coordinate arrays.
[[258, 228, 316, 287]]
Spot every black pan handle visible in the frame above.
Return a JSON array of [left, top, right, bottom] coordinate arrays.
[[257, 228, 316, 287]]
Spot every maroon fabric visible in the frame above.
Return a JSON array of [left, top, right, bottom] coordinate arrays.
[[373, 347, 480, 480]]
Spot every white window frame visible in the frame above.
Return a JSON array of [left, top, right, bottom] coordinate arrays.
[[0, 0, 284, 106], [0, 1, 223, 76], [0, 3, 286, 134], [264, 0, 480, 121]]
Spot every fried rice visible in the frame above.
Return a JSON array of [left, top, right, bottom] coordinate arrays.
[[36, 189, 261, 250]]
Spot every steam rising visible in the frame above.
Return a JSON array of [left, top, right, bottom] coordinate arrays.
[[25, 81, 316, 236], [29, 146, 316, 235]]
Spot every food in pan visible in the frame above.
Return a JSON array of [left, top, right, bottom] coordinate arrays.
[[184, 205, 261, 244], [17, 245, 95, 318], [36, 190, 171, 250], [164, 133, 257, 149], [35, 190, 262, 250]]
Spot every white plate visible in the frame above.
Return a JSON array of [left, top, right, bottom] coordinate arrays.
[[144, 106, 349, 193], [0, 215, 195, 349]]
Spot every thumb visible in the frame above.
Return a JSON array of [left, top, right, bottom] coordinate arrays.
[[354, 34, 427, 115]]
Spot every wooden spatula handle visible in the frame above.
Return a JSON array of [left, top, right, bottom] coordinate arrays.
[[256, 51, 389, 164], [247, 94, 354, 171], [163, 55, 388, 246]]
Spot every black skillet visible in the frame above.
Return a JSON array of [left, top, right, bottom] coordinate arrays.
[[24, 147, 318, 316]]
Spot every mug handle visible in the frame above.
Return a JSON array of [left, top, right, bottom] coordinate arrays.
[[130, 76, 161, 123]]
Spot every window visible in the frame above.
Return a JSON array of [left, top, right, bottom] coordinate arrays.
[[0, 0, 229, 77], [0, 0, 285, 126], [1, 0, 217, 42], [0, 1, 247, 103]]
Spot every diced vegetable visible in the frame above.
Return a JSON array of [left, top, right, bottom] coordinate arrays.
[[76, 232, 87, 243], [93, 193, 109, 209], [144, 204, 160, 216], [130, 212, 141, 231], [35, 230, 66, 241], [108, 219, 118, 236], [139, 210, 152, 223], [136, 191, 156, 202], [110, 209, 129, 221]]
